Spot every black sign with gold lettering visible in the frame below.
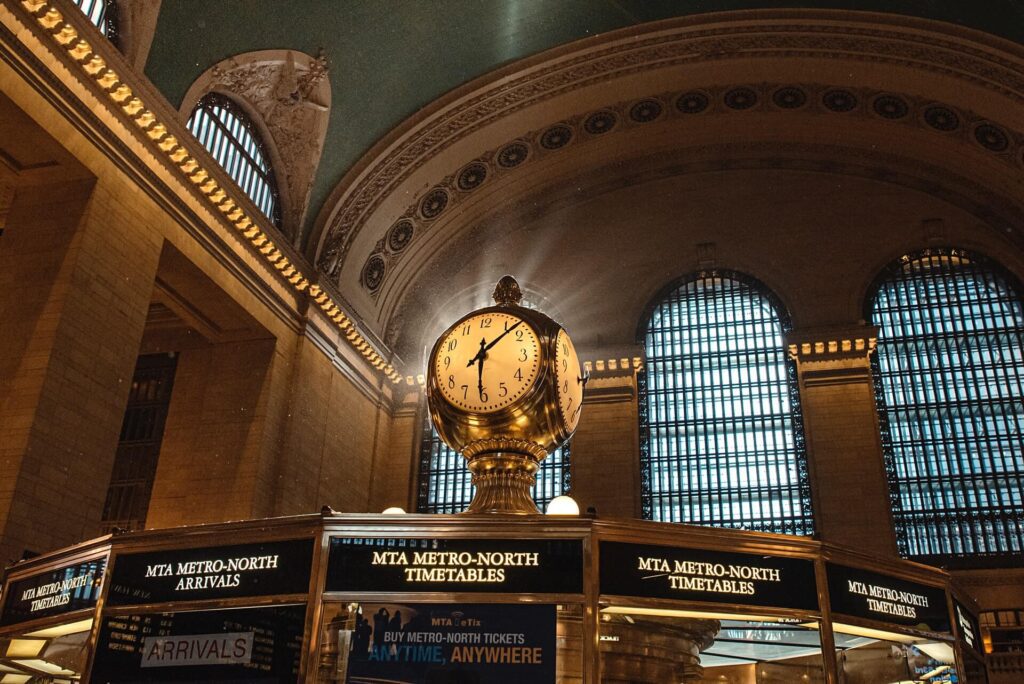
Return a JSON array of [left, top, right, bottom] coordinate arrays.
[[826, 563, 950, 633], [955, 600, 982, 655], [106, 538, 314, 606], [326, 538, 584, 594], [1, 557, 106, 626], [600, 541, 819, 610]]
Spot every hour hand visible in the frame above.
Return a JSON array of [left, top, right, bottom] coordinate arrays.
[[467, 337, 487, 367]]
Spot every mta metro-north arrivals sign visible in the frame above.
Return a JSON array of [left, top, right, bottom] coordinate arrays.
[[326, 537, 584, 594], [344, 603, 555, 684], [0, 557, 106, 626], [826, 563, 950, 633], [599, 541, 819, 610], [106, 538, 314, 605]]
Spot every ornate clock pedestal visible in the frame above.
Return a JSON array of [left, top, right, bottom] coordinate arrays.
[[426, 276, 585, 515], [463, 438, 546, 514]]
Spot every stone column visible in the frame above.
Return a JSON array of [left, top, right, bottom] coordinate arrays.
[[787, 325, 898, 557], [570, 358, 641, 519], [0, 180, 161, 563]]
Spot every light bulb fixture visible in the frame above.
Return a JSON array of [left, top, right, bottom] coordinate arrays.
[[545, 495, 580, 515]]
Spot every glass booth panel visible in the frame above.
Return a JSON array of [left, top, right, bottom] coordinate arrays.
[[832, 625, 960, 683], [0, 617, 94, 680], [599, 607, 826, 683], [317, 602, 583, 683], [90, 603, 306, 682]]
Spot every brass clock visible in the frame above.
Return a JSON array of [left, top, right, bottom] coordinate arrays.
[[426, 276, 586, 513]]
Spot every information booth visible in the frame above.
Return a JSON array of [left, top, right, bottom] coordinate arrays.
[[0, 513, 982, 683]]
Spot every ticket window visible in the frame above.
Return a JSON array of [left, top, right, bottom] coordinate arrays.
[[598, 606, 827, 684], [0, 616, 94, 681], [831, 623, 959, 684], [316, 601, 584, 683]]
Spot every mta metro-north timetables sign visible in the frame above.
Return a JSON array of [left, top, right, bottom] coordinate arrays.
[[344, 603, 556, 684], [326, 537, 584, 594]]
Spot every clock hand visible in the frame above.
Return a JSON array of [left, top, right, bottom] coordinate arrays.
[[483, 320, 522, 352], [466, 336, 487, 367], [477, 352, 485, 400], [464, 337, 486, 400]]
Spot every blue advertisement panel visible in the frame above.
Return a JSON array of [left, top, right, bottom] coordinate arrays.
[[344, 603, 555, 684]]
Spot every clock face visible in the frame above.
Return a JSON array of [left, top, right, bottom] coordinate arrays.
[[555, 328, 584, 432], [434, 312, 540, 413]]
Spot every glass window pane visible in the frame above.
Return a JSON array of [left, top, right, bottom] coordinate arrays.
[[639, 272, 814, 535], [868, 248, 1024, 560], [71, 0, 115, 38], [186, 93, 281, 228]]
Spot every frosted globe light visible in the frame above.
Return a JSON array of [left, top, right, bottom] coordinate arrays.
[[381, 507, 406, 515], [545, 495, 579, 516]]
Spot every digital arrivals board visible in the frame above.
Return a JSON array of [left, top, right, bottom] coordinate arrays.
[[0, 556, 106, 626], [326, 537, 584, 594], [344, 603, 555, 684], [106, 538, 314, 605], [826, 563, 951, 633], [599, 541, 819, 611]]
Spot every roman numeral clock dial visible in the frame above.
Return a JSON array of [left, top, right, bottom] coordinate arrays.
[[434, 312, 540, 412]]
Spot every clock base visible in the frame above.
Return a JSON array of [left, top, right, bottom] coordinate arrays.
[[464, 451, 541, 514]]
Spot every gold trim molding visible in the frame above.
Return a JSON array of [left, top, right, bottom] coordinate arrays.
[[11, 0, 402, 383]]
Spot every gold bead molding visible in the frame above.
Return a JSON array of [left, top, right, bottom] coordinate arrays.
[[16, 0, 402, 383]]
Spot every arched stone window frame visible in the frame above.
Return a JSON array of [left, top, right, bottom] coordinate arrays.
[[637, 269, 814, 535], [186, 91, 283, 228], [179, 50, 331, 246], [866, 247, 1024, 565]]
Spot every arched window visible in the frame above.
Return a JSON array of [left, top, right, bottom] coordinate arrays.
[[186, 93, 281, 228], [639, 271, 813, 535], [71, 0, 117, 41], [417, 411, 571, 514], [868, 248, 1024, 561]]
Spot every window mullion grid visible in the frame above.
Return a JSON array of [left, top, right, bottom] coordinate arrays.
[[874, 251, 1024, 561], [890, 270, 923, 551], [950, 265, 990, 554], [696, 280, 710, 527], [672, 294, 685, 523], [931, 260, 968, 555]]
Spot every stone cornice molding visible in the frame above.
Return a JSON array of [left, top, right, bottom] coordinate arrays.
[[787, 325, 879, 363], [312, 9, 1024, 281], [4, 0, 402, 383]]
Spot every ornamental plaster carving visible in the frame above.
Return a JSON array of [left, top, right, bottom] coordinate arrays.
[[312, 11, 1024, 281], [181, 50, 331, 246]]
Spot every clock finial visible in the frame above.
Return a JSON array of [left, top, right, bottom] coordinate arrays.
[[492, 275, 523, 306]]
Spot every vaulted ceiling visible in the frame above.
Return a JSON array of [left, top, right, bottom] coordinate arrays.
[[139, 3, 1024, 371], [145, 1, 1024, 249]]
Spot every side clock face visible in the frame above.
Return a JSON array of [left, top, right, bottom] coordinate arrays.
[[434, 312, 540, 413], [555, 329, 584, 432]]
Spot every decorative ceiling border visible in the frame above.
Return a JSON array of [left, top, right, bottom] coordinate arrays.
[[11, 0, 402, 382], [314, 12, 1024, 281], [358, 80, 1024, 296]]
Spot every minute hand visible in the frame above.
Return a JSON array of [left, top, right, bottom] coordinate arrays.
[[484, 321, 523, 352]]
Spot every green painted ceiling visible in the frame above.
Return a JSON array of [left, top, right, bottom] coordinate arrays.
[[145, 1, 1024, 248]]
